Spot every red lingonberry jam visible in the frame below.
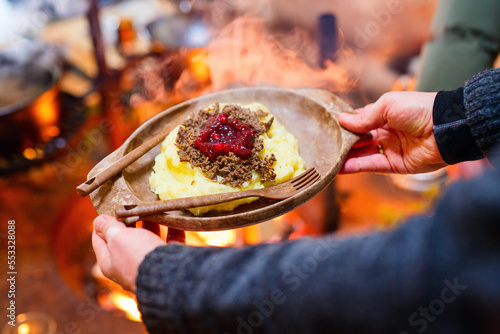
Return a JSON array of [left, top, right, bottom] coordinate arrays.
[[194, 113, 256, 160]]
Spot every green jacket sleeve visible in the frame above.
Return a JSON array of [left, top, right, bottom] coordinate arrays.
[[416, 0, 500, 92]]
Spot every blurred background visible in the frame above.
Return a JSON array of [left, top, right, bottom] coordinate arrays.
[[1, 0, 499, 332]]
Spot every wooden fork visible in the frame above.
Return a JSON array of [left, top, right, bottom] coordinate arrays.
[[115, 168, 320, 224]]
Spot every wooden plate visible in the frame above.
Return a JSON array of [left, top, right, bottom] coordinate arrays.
[[88, 87, 361, 231]]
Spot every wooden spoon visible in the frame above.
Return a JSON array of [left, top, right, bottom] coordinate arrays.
[[76, 126, 171, 197]]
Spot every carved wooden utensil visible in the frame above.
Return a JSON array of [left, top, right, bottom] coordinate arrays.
[[115, 168, 320, 224], [83, 87, 362, 231], [76, 126, 172, 197]]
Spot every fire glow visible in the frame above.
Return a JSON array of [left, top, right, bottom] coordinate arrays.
[[195, 230, 238, 247], [98, 290, 142, 322]]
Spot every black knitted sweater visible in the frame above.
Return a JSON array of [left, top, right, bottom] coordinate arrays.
[[433, 67, 500, 164], [136, 68, 500, 334]]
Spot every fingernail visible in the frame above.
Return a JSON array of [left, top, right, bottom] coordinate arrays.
[[93, 215, 108, 231]]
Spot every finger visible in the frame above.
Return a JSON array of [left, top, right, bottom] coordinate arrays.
[[344, 144, 381, 159], [339, 103, 387, 133], [340, 144, 381, 173], [92, 230, 111, 275], [340, 153, 393, 174], [94, 215, 126, 242], [354, 103, 374, 114]]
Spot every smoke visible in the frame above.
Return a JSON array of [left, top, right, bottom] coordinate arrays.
[[150, 0, 437, 103], [179, 16, 355, 95], [205, 0, 436, 55]]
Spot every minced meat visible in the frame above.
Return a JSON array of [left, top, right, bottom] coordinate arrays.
[[175, 103, 277, 187]]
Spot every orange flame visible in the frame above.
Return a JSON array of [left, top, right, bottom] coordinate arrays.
[[30, 86, 60, 142], [99, 290, 142, 322], [195, 230, 238, 247], [109, 291, 142, 322], [187, 49, 211, 83]]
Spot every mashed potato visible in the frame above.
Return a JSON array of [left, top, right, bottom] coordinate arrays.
[[149, 102, 305, 215]]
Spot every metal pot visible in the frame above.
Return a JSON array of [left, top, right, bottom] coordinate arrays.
[[0, 42, 62, 163]]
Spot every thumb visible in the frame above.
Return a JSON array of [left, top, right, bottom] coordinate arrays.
[[93, 215, 126, 242], [339, 103, 387, 133]]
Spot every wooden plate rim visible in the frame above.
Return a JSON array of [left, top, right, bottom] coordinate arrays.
[[89, 87, 361, 231]]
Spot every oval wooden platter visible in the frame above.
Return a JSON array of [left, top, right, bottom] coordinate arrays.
[[88, 87, 361, 231]]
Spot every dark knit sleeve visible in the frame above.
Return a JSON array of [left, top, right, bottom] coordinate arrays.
[[464, 67, 500, 161], [433, 68, 500, 165], [433, 88, 484, 164], [135, 152, 500, 334]]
